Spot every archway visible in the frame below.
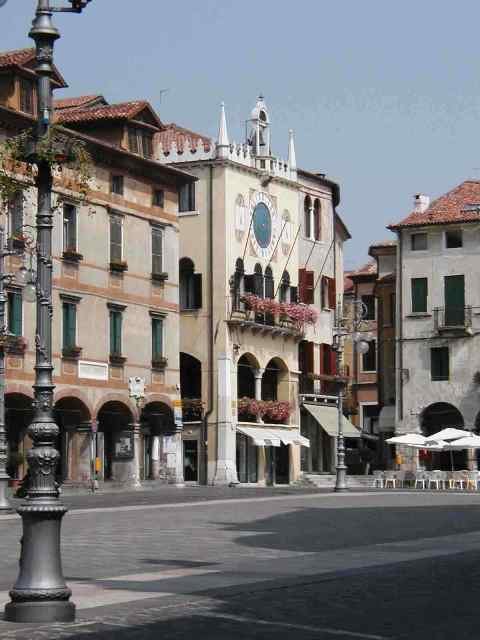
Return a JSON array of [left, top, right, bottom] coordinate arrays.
[[180, 352, 202, 421], [54, 397, 91, 483], [262, 357, 289, 403], [141, 402, 176, 481], [262, 358, 290, 485], [97, 401, 133, 480], [421, 402, 466, 470], [5, 393, 33, 480]]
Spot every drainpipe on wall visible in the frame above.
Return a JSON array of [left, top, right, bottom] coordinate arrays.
[[202, 165, 215, 484], [395, 230, 403, 427]]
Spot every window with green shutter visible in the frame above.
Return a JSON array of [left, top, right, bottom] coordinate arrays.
[[152, 316, 164, 360], [431, 347, 449, 381], [411, 277, 428, 313], [7, 292, 22, 336], [110, 310, 122, 355], [110, 215, 123, 263], [152, 227, 163, 275], [62, 303, 76, 349]]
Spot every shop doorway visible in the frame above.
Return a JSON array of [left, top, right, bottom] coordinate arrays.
[[265, 444, 290, 485], [183, 440, 198, 482]]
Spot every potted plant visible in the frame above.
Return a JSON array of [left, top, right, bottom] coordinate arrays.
[[62, 344, 82, 360], [109, 260, 128, 274], [6, 450, 25, 487], [62, 246, 83, 263]]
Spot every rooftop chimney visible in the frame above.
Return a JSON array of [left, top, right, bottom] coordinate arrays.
[[414, 194, 430, 213]]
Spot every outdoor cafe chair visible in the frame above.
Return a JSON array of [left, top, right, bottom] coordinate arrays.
[[466, 471, 479, 491], [452, 471, 465, 490], [395, 470, 406, 488], [384, 471, 396, 488], [372, 470, 384, 488], [446, 471, 455, 489], [414, 471, 426, 489], [428, 470, 444, 490]]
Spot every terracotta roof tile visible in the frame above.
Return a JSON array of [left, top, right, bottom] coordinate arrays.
[[344, 273, 354, 293], [54, 95, 106, 110], [0, 48, 35, 69], [158, 123, 212, 153], [350, 261, 377, 278], [55, 100, 153, 125], [389, 180, 480, 229], [369, 239, 397, 248]]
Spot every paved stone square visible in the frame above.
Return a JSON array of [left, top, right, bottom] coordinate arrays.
[[0, 489, 479, 638]]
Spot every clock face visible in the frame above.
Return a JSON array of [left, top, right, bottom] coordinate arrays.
[[253, 203, 272, 249], [249, 192, 279, 259]]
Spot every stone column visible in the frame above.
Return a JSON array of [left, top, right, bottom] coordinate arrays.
[[254, 368, 264, 423], [150, 435, 160, 479], [214, 354, 238, 484], [161, 432, 184, 485]]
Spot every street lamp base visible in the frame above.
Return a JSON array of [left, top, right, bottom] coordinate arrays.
[[4, 601, 75, 623], [334, 466, 348, 492]]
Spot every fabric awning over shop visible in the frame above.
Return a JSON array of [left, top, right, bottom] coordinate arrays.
[[303, 404, 361, 438], [378, 405, 395, 432], [237, 425, 310, 448]]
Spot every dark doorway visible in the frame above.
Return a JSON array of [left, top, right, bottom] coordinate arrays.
[[183, 440, 198, 482], [265, 444, 290, 485], [422, 402, 466, 470]]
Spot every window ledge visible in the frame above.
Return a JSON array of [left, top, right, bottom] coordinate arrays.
[[62, 250, 83, 264], [62, 346, 82, 360], [178, 210, 199, 218], [110, 261, 128, 274], [406, 313, 431, 318], [180, 307, 201, 313], [152, 357, 168, 370], [151, 272, 169, 283], [109, 354, 127, 366]]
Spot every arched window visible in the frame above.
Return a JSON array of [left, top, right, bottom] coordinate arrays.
[[264, 266, 274, 299], [313, 199, 321, 241], [253, 263, 264, 298], [233, 258, 245, 310], [279, 270, 290, 303], [180, 257, 202, 310], [304, 196, 312, 239]]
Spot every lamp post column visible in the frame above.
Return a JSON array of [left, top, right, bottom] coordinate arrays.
[[334, 335, 347, 492], [4, 0, 75, 623], [0, 228, 11, 511]]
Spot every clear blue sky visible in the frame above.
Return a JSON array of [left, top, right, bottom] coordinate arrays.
[[3, 0, 480, 268]]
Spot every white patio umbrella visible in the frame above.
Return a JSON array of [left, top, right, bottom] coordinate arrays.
[[386, 433, 426, 446], [425, 428, 471, 442], [446, 434, 480, 450]]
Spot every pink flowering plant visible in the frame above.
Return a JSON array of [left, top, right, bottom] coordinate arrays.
[[237, 397, 292, 423], [240, 294, 318, 329]]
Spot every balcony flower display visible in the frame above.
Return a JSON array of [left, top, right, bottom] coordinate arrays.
[[237, 397, 292, 423], [240, 294, 318, 328]]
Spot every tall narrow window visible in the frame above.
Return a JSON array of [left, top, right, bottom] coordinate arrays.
[[9, 191, 23, 239], [361, 295, 376, 320], [110, 215, 123, 263], [279, 271, 290, 303], [299, 269, 314, 304], [7, 291, 22, 337], [264, 266, 274, 299], [19, 78, 34, 114], [111, 175, 124, 196], [179, 183, 195, 213], [411, 278, 428, 313], [151, 226, 163, 275], [313, 199, 321, 240], [109, 309, 123, 356], [63, 204, 77, 252], [128, 127, 139, 154], [179, 258, 202, 310], [62, 302, 77, 350], [151, 315, 164, 361], [431, 347, 449, 381], [304, 196, 312, 239], [362, 340, 377, 372], [152, 189, 164, 208]]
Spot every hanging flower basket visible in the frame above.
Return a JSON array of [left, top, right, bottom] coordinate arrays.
[[237, 397, 292, 423]]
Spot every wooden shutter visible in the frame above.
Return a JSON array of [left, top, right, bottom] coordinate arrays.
[[110, 311, 122, 355], [298, 269, 306, 303], [431, 347, 449, 381], [328, 278, 336, 310], [110, 215, 122, 262], [128, 127, 139, 154], [411, 278, 427, 313], [152, 317, 163, 359], [8, 292, 22, 336], [62, 303, 76, 349], [152, 227, 163, 274], [306, 341, 314, 374], [193, 273, 202, 309], [305, 271, 315, 304], [444, 275, 465, 325]]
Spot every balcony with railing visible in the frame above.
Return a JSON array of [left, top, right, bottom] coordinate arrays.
[[433, 306, 473, 334]]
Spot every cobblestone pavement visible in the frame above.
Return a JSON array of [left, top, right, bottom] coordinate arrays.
[[1, 490, 480, 638]]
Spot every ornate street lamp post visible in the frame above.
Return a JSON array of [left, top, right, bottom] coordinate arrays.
[[4, 0, 93, 623], [333, 300, 370, 492]]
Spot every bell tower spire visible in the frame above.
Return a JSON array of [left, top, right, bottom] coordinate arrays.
[[217, 101, 230, 159]]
